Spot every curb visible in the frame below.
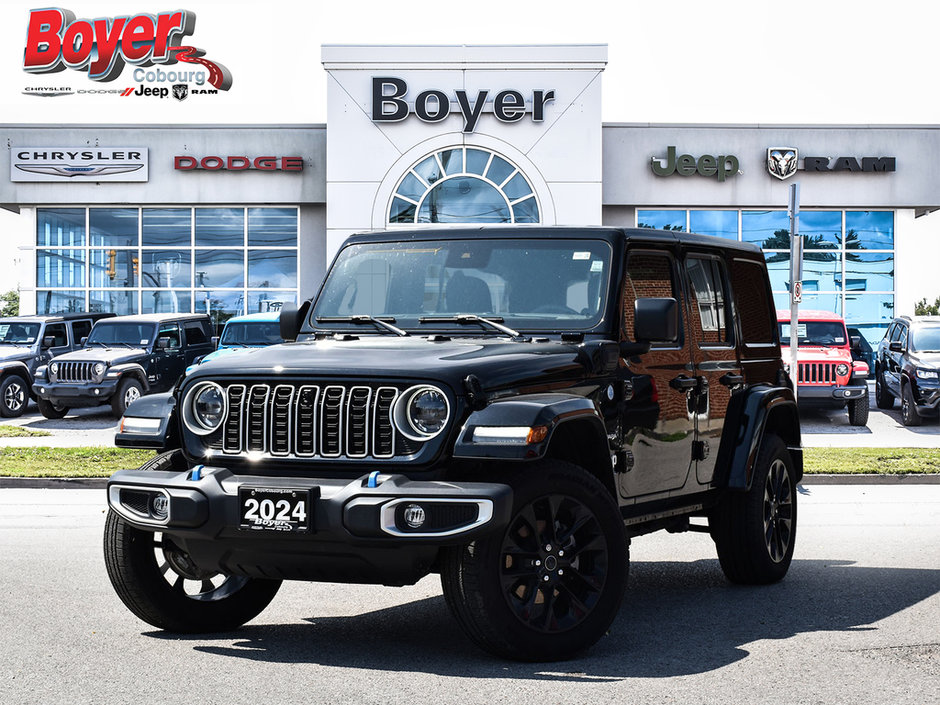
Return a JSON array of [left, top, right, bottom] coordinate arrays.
[[2, 474, 939, 490]]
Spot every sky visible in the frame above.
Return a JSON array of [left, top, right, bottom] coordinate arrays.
[[1, 0, 937, 126]]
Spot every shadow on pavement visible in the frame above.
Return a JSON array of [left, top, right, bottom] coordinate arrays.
[[149, 557, 940, 680]]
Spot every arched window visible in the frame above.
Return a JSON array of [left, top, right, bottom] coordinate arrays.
[[389, 147, 539, 225]]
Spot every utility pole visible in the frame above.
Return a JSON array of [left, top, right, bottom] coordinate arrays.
[[788, 182, 802, 401]]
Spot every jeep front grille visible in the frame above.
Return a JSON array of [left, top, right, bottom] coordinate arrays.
[[55, 361, 95, 383], [217, 383, 402, 459], [797, 362, 838, 385]]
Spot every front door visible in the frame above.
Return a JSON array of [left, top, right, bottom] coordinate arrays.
[[618, 248, 696, 499], [155, 323, 184, 391]]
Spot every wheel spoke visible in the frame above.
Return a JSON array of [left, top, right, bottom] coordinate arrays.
[[200, 579, 215, 594]]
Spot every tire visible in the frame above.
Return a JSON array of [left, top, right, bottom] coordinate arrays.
[[901, 381, 922, 427], [103, 449, 281, 632], [111, 377, 144, 417], [710, 434, 797, 585], [847, 392, 869, 426], [36, 398, 69, 419], [875, 368, 894, 409], [0, 374, 29, 418], [440, 460, 628, 661]]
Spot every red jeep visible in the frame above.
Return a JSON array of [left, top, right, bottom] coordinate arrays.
[[777, 310, 870, 425]]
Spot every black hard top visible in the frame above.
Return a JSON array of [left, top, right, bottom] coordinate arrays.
[[93, 313, 211, 325], [0, 312, 115, 323], [343, 225, 763, 256]]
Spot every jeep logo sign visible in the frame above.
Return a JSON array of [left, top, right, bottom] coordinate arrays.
[[651, 146, 740, 183], [371, 77, 555, 133]]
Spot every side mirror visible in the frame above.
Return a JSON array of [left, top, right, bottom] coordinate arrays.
[[280, 300, 311, 342], [156, 338, 170, 350], [80, 336, 88, 346], [42, 336, 55, 349], [889, 341, 904, 353], [850, 335, 861, 350], [634, 297, 678, 343], [211, 336, 220, 350]]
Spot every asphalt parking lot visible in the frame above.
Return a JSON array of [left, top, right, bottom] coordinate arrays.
[[2, 381, 936, 449]]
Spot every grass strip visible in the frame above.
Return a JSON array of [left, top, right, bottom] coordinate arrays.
[[0, 425, 52, 438], [0, 446, 936, 478], [803, 447, 940, 475], [0, 447, 156, 477]]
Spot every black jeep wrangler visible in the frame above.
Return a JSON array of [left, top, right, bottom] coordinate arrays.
[[0, 312, 113, 417], [104, 227, 801, 661], [33, 313, 214, 418]]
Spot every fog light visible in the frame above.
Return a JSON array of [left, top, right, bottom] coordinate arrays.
[[844, 390, 852, 397], [403, 504, 426, 529], [150, 494, 169, 520]]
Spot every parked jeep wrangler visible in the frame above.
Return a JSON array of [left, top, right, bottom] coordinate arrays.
[[777, 310, 870, 425], [105, 227, 801, 661], [32, 313, 214, 418], [0, 312, 114, 417]]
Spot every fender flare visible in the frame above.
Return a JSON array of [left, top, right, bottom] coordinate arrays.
[[114, 391, 178, 450], [0, 361, 33, 385], [107, 363, 151, 392], [715, 384, 802, 491], [452, 393, 608, 461]]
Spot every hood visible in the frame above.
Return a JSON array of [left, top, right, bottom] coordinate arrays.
[[0, 345, 35, 362], [189, 335, 593, 392], [53, 346, 149, 365], [910, 351, 940, 368], [780, 344, 853, 363]]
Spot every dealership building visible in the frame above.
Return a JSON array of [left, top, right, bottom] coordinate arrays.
[[2, 44, 939, 345]]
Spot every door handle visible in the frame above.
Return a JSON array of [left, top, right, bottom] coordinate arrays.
[[669, 375, 698, 391], [719, 373, 745, 387]]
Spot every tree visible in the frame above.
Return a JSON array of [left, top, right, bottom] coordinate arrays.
[[0, 290, 19, 317], [915, 297, 940, 316]]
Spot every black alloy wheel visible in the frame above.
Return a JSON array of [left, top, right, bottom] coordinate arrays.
[[0, 375, 28, 417], [762, 457, 795, 564], [875, 368, 894, 409], [901, 382, 922, 427]]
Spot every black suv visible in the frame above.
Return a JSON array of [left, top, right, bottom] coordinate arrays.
[[104, 228, 801, 661], [0, 312, 114, 417], [32, 313, 214, 418], [875, 315, 940, 425]]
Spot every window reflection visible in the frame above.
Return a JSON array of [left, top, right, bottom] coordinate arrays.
[[846, 211, 894, 249], [195, 208, 244, 247], [142, 250, 191, 288], [690, 210, 737, 239], [36, 289, 84, 314], [248, 250, 297, 288], [418, 179, 510, 223], [743, 210, 788, 246], [89, 208, 138, 247], [195, 250, 244, 289], [37, 250, 85, 287], [248, 208, 297, 247], [638, 210, 685, 232], [142, 290, 191, 314], [143, 208, 190, 246], [89, 290, 137, 315], [799, 211, 841, 249], [37, 208, 84, 247]]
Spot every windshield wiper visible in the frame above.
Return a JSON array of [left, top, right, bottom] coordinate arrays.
[[419, 314, 522, 338], [316, 315, 409, 337]]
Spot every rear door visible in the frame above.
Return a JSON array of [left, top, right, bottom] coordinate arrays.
[[618, 247, 696, 499], [682, 252, 742, 487], [155, 322, 184, 390]]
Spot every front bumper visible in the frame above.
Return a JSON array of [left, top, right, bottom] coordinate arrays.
[[107, 465, 513, 585], [32, 379, 119, 406], [797, 383, 867, 404], [912, 383, 940, 415]]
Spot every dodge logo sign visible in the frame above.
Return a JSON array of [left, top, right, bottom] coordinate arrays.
[[768, 148, 798, 180]]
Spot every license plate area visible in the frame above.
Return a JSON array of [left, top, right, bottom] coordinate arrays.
[[238, 487, 313, 532]]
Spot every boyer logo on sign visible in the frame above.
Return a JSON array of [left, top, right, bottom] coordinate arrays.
[[22, 7, 232, 91]]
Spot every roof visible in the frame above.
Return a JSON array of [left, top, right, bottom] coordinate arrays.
[[776, 309, 845, 322], [93, 313, 210, 324], [0, 312, 114, 323], [224, 311, 281, 324], [344, 226, 763, 255]]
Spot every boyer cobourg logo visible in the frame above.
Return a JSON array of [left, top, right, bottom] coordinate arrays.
[[22, 7, 232, 91]]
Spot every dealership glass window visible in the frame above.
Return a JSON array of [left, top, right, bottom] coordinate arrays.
[[799, 211, 841, 249], [846, 211, 894, 249], [37, 208, 84, 247], [142, 208, 191, 246], [89, 208, 138, 247], [773, 291, 843, 316], [637, 210, 686, 231], [742, 210, 789, 247], [842, 252, 893, 291], [194, 290, 243, 328], [248, 290, 296, 314], [390, 147, 539, 225], [844, 293, 895, 325], [689, 210, 737, 239], [35, 206, 299, 318]]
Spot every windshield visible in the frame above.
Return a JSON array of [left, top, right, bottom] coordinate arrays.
[[0, 322, 41, 345], [911, 326, 940, 353], [86, 322, 156, 347], [778, 320, 847, 347], [312, 238, 612, 332], [221, 321, 283, 346]]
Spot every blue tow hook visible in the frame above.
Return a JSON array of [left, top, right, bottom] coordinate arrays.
[[366, 470, 380, 488], [190, 464, 204, 481]]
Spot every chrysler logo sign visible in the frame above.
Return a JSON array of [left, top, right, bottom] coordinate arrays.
[[11, 148, 148, 182]]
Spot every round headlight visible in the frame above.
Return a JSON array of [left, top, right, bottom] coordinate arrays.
[[394, 385, 450, 441], [93, 362, 106, 376], [50, 362, 58, 375], [836, 363, 849, 376], [183, 382, 226, 435]]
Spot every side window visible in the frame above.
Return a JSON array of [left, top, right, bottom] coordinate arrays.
[[899, 326, 908, 348], [45, 323, 69, 347], [729, 258, 775, 345], [890, 324, 903, 343], [622, 250, 680, 345], [157, 323, 181, 349], [183, 322, 208, 345], [884, 323, 896, 342], [71, 320, 92, 343], [685, 255, 732, 345]]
